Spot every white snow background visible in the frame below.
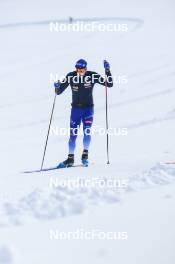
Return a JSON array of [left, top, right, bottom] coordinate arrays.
[[0, 0, 175, 263]]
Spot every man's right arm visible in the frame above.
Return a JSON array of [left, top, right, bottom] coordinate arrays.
[[55, 73, 71, 95]]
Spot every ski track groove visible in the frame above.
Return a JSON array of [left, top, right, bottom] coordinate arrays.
[[0, 16, 144, 31], [127, 112, 175, 130]]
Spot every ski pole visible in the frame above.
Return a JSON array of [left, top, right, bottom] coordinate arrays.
[[41, 94, 57, 170], [105, 73, 110, 165]]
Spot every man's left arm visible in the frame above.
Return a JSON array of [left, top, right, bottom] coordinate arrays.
[[93, 60, 113, 88]]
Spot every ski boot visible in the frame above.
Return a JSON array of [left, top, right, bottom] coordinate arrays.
[[81, 150, 89, 167], [57, 154, 74, 168]]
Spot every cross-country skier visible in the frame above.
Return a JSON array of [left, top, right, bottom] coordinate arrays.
[[54, 59, 113, 168]]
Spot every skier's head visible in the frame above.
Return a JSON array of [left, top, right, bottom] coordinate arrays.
[[75, 59, 87, 76]]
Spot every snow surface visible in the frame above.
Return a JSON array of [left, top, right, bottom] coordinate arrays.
[[0, 0, 175, 263]]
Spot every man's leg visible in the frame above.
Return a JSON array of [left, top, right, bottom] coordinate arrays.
[[82, 107, 94, 151], [68, 107, 82, 154], [57, 108, 82, 168]]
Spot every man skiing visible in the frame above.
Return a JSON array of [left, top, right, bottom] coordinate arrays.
[[54, 59, 113, 168]]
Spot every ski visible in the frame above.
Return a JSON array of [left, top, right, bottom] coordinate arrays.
[[164, 161, 175, 165], [22, 164, 90, 174]]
